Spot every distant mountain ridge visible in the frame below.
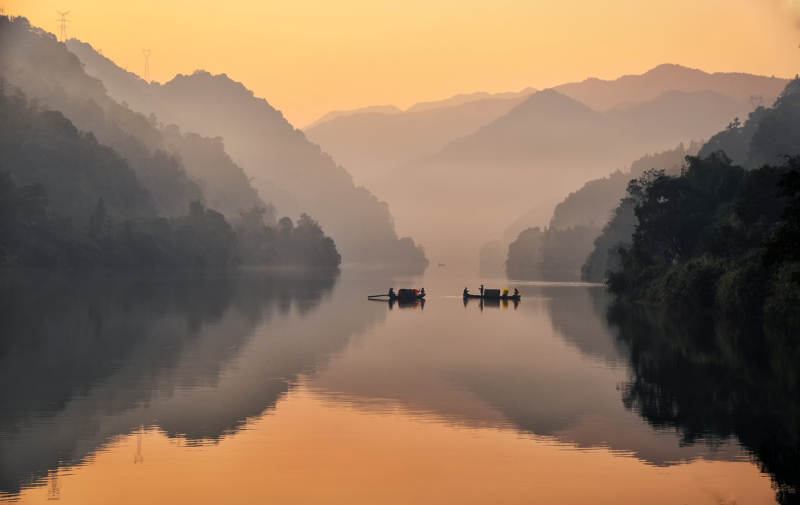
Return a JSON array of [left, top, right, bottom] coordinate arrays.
[[375, 84, 779, 267], [306, 87, 535, 129], [554, 63, 788, 111], [302, 64, 787, 269], [304, 88, 535, 186], [68, 39, 427, 270], [407, 88, 536, 112], [304, 105, 401, 129]]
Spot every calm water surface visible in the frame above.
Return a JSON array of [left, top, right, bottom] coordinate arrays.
[[0, 269, 785, 504]]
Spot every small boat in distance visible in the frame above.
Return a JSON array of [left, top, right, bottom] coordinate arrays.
[[368, 288, 426, 301], [462, 287, 521, 301]]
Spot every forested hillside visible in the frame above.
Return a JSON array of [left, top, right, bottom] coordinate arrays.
[[0, 84, 154, 224], [586, 79, 800, 284], [0, 17, 199, 216], [595, 80, 800, 323], [0, 16, 340, 270], [505, 225, 598, 281], [0, 87, 340, 269], [67, 40, 428, 271], [1, 17, 267, 220], [503, 144, 697, 281]]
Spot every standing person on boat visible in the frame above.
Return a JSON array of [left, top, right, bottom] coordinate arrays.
[[388, 288, 395, 299], [420, 287, 426, 297], [514, 288, 520, 297], [480, 284, 484, 296], [463, 287, 469, 296]]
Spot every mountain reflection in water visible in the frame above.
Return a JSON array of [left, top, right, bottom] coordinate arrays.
[[310, 282, 743, 465], [0, 269, 370, 495], [0, 271, 788, 504]]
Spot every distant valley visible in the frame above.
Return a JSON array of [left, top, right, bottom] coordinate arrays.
[[305, 65, 787, 268]]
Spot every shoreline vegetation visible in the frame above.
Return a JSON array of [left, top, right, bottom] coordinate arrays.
[[504, 77, 800, 331], [595, 79, 800, 330], [0, 88, 340, 270]]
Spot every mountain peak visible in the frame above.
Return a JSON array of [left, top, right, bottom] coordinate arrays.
[[304, 104, 401, 129], [405, 87, 536, 113], [513, 88, 599, 115], [168, 70, 253, 98], [555, 63, 789, 111], [643, 63, 704, 76]]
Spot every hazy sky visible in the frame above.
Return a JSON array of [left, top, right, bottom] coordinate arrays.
[[7, 0, 800, 126]]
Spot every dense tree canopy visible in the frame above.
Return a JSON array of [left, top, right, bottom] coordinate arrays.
[[586, 79, 800, 294], [606, 154, 799, 323], [0, 84, 340, 269]]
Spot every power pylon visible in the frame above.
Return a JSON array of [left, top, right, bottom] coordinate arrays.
[[56, 10, 69, 42], [46, 471, 60, 501], [133, 425, 144, 464], [142, 49, 151, 82]]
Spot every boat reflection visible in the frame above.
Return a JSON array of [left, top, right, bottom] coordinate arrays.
[[462, 297, 519, 310], [389, 298, 425, 310], [311, 283, 745, 468]]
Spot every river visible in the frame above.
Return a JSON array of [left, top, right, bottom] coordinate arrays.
[[0, 268, 791, 504]]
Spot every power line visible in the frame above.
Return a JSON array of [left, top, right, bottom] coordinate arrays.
[[56, 10, 69, 42], [142, 49, 151, 82]]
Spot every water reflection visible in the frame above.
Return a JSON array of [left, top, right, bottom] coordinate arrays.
[[389, 298, 425, 310], [0, 272, 785, 504], [0, 269, 386, 497], [606, 302, 800, 504], [310, 282, 744, 466], [462, 297, 520, 310]]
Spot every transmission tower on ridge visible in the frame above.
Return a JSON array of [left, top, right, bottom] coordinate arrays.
[[142, 49, 151, 82], [56, 10, 69, 42]]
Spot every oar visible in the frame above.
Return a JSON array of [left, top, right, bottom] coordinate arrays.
[[367, 293, 390, 299]]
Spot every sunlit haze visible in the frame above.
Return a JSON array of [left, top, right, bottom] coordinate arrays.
[[4, 0, 800, 502], [6, 0, 799, 126]]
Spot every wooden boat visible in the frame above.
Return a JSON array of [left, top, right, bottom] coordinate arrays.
[[368, 288, 426, 301], [463, 293, 521, 301], [463, 288, 520, 301]]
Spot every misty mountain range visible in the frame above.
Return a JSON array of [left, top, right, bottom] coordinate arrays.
[[304, 88, 535, 186], [65, 39, 427, 269], [1, 14, 790, 273], [553, 63, 784, 111], [304, 64, 785, 266]]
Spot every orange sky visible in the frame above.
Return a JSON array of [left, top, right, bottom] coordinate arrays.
[[6, 0, 800, 126]]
